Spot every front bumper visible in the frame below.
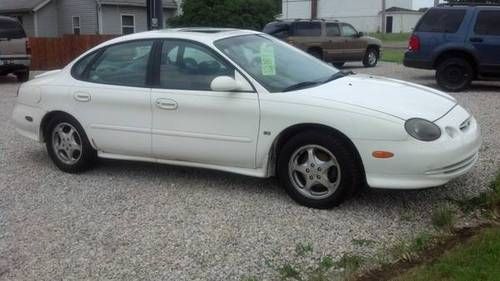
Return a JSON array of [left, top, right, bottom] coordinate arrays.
[[357, 105, 482, 189]]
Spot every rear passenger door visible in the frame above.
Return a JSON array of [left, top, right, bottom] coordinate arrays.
[[322, 23, 345, 61], [289, 22, 323, 52], [469, 9, 500, 74]]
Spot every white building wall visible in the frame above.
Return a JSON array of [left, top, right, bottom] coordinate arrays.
[[282, 0, 415, 32], [386, 12, 422, 33]]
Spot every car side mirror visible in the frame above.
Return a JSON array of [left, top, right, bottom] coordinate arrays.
[[211, 76, 240, 92], [358, 32, 364, 37]]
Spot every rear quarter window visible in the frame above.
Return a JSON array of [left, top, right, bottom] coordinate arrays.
[[0, 18, 26, 39], [291, 22, 322, 37], [416, 9, 466, 33]]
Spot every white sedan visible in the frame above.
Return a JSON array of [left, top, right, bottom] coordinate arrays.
[[12, 28, 481, 209]]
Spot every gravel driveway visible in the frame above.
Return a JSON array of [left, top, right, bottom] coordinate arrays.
[[0, 62, 499, 281]]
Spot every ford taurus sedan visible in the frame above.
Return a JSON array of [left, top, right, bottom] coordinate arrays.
[[12, 28, 482, 209]]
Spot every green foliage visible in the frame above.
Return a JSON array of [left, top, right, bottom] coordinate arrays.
[[295, 242, 314, 257], [431, 204, 456, 231], [391, 226, 500, 281], [390, 232, 436, 262], [445, 0, 500, 3], [169, 0, 280, 30]]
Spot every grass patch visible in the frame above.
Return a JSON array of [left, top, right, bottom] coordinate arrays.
[[390, 226, 500, 281], [431, 204, 456, 231], [368, 32, 410, 42], [451, 171, 500, 218], [381, 49, 405, 64], [390, 232, 436, 263]]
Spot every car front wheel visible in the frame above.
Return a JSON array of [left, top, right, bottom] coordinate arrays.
[[363, 47, 379, 67], [46, 115, 97, 173], [278, 131, 363, 209]]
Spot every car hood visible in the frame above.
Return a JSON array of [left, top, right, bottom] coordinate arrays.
[[304, 74, 457, 121]]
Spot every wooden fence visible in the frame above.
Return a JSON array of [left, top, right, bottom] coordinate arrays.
[[29, 35, 118, 70]]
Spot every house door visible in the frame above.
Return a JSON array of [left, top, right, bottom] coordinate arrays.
[[386, 16, 393, 33]]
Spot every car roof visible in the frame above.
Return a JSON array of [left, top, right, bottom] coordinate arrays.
[[100, 28, 261, 47]]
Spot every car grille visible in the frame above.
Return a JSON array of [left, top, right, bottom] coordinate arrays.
[[425, 153, 478, 175]]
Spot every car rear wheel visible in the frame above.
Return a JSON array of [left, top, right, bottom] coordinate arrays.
[[308, 49, 323, 60], [16, 71, 29, 82], [45, 115, 97, 173], [333, 62, 345, 68], [277, 130, 363, 209], [363, 47, 379, 67], [436, 57, 473, 92]]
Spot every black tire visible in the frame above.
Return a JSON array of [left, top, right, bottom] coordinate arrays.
[[333, 62, 345, 68], [308, 49, 323, 60], [16, 71, 29, 82], [277, 130, 364, 209], [45, 114, 97, 173], [436, 57, 473, 92], [363, 47, 379, 67]]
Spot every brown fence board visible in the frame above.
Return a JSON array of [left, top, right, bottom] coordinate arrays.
[[29, 34, 118, 70]]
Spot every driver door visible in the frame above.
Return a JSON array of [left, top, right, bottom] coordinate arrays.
[[341, 23, 367, 60], [151, 40, 260, 168]]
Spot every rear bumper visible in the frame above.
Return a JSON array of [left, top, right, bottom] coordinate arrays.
[[0, 58, 30, 74], [403, 52, 433, 70]]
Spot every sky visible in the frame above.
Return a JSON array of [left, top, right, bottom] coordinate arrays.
[[413, 0, 442, 9]]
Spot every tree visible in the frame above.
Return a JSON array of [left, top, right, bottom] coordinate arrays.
[[445, 0, 500, 3], [169, 0, 281, 30]]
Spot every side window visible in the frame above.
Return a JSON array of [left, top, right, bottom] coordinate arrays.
[[159, 41, 234, 91], [341, 24, 357, 37], [0, 19, 26, 39], [416, 9, 465, 33], [71, 51, 99, 79], [326, 23, 340, 37], [291, 22, 322, 37], [87, 40, 153, 87], [474, 10, 500, 36]]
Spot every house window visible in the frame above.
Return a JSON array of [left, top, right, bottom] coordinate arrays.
[[121, 15, 135, 35], [72, 16, 81, 35]]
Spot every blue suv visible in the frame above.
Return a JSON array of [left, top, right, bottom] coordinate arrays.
[[404, 4, 500, 92]]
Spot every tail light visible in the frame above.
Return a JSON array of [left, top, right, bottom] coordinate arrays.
[[408, 35, 420, 52], [26, 40, 31, 55]]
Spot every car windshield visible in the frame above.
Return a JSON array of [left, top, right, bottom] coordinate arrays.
[[214, 34, 341, 93]]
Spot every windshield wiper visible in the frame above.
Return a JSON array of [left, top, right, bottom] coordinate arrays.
[[322, 72, 347, 84], [282, 81, 321, 92]]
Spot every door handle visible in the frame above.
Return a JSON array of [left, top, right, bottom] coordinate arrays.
[[73, 92, 91, 102], [155, 98, 178, 110], [470, 37, 483, 43]]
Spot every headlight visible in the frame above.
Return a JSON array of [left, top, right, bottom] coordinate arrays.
[[405, 118, 441, 141]]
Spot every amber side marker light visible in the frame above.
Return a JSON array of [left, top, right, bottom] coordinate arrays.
[[372, 151, 394, 159]]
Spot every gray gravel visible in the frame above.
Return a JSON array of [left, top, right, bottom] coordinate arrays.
[[0, 62, 499, 281]]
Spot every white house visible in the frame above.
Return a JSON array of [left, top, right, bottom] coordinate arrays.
[[281, 0, 424, 33]]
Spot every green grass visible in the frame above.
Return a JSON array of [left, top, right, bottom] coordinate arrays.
[[368, 32, 411, 42], [381, 49, 405, 64], [391, 226, 500, 281], [431, 204, 456, 231]]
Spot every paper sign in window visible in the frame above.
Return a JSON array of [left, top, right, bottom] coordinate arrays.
[[260, 44, 276, 76]]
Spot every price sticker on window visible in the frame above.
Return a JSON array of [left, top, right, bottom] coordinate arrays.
[[260, 44, 276, 76]]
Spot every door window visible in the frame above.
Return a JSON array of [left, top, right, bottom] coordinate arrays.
[[341, 24, 358, 37], [474, 10, 500, 36], [87, 40, 154, 87], [291, 22, 322, 37], [159, 40, 233, 91], [326, 23, 340, 37]]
